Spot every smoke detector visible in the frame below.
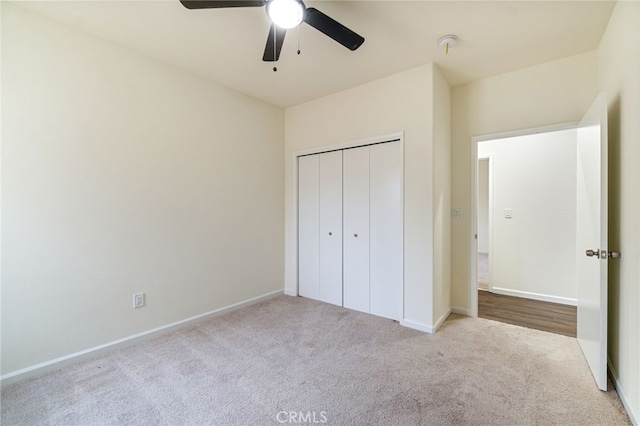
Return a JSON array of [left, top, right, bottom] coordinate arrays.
[[438, 35, 457, 55]]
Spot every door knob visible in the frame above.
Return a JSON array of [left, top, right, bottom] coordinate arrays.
[[354, 233, 358, 238], [328, 232, 332, 236], [586, 249, 622, 259], [586, 249, 600, 258]]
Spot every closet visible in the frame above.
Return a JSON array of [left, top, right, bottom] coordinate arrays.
[[297, 140, 403, 321]]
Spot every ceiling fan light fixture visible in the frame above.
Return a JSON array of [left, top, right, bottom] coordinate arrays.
[[267, 0, 304, 29]]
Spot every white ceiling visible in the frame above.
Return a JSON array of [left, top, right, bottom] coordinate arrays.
[[13, 0, 615, 107]]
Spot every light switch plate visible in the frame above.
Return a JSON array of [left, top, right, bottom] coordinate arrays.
[[452, 209, 464, 219]]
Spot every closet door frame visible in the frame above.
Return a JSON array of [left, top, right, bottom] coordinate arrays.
[[293, 132, 405, 316]]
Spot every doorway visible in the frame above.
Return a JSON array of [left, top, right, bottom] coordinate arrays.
[[471, 125, 578, 336]]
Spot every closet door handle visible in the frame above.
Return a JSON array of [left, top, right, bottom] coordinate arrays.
[[586, 249, 600, 258], [328, 232, 332, 236], [353, 233, 358, 238]]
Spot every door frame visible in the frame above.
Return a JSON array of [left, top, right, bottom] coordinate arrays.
[[468, 123, 577, 317], [292, 131, 405, 298]]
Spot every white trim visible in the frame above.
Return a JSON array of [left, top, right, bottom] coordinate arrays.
[[399, 138, 406, 324], [469, 122, 579, 317], [477, 250, 489, 255], [0, 289, 284, 387], [608, 358, 639, 425], [400, 319, 435, 334], [490, 287, 577, 306], [472, 122, 579, 144], [451, 306, 472, 316], [469, 133, 479, 317], [486, 155, 494, 293], [608, 356, 639, 425], [284, 289, 298, 297], [401, 309, 451, 334], [433, 308, 452, 332], [289, 150, 300, 297], [294, 131, 405, 158]]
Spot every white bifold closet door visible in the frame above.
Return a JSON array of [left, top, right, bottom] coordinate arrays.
[[343, 146, 371, 314], [318, 151, 343, 306], [298, 151, 343, 306], [298, 140, 403, 321], [369, 141, 403, 320], [298, 155, 320, 300], [342, 141, 403, 320]]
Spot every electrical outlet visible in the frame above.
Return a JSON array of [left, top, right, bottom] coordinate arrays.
[[133, 293, 145, 309]]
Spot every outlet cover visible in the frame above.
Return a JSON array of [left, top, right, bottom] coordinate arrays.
[[133, 293, 145, 309]]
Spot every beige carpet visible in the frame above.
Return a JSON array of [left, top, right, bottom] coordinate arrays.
[[1, 295, 630, 425]]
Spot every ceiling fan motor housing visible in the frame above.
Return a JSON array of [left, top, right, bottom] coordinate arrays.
[[266, 0, 306, 29], [179, 0, 364, 62]]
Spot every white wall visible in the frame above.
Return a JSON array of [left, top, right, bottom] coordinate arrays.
[[1, 4, 284, 375], [285, 63, 451, 331], [451, 7, 639, 419], [451, 51, 598, 313], [598, 1, 640, 422], [478, 130, 577, 304], [432, 65, 451, 327], [477, 159, 489, 254]]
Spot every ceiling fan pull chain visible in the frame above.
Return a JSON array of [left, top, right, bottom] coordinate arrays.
[[273, 24, 278, 72], [179, 1, 365, 64]]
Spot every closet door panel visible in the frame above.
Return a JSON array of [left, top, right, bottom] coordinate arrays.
[[369, 141, 403, 321], [343, 146, 370, 314], [298, 155, 320, 300], [319, 151, 343, 306]]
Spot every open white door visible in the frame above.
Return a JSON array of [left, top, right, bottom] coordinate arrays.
[[576, 93, 608, 391]]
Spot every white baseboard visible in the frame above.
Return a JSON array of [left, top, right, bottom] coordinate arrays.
[[401, 309, 452, 334], [0, 289, 284, 387], [491, 287, 577, 306], [401, 319, 434, 334], [451, 306, 472, 316], [432, 308, 452, 332], [608, 356, 639, 425], [284, 289, 297, 297]]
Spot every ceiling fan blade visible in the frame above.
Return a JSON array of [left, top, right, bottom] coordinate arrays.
[[263, 24, 287, 62], [179, 0, 266, 9], [303, 7, 364, 51]]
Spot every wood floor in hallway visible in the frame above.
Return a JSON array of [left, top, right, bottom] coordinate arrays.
[[478, 290, 577, 337]]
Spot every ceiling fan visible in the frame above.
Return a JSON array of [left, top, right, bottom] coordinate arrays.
[[179, 0, 365, 62]]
